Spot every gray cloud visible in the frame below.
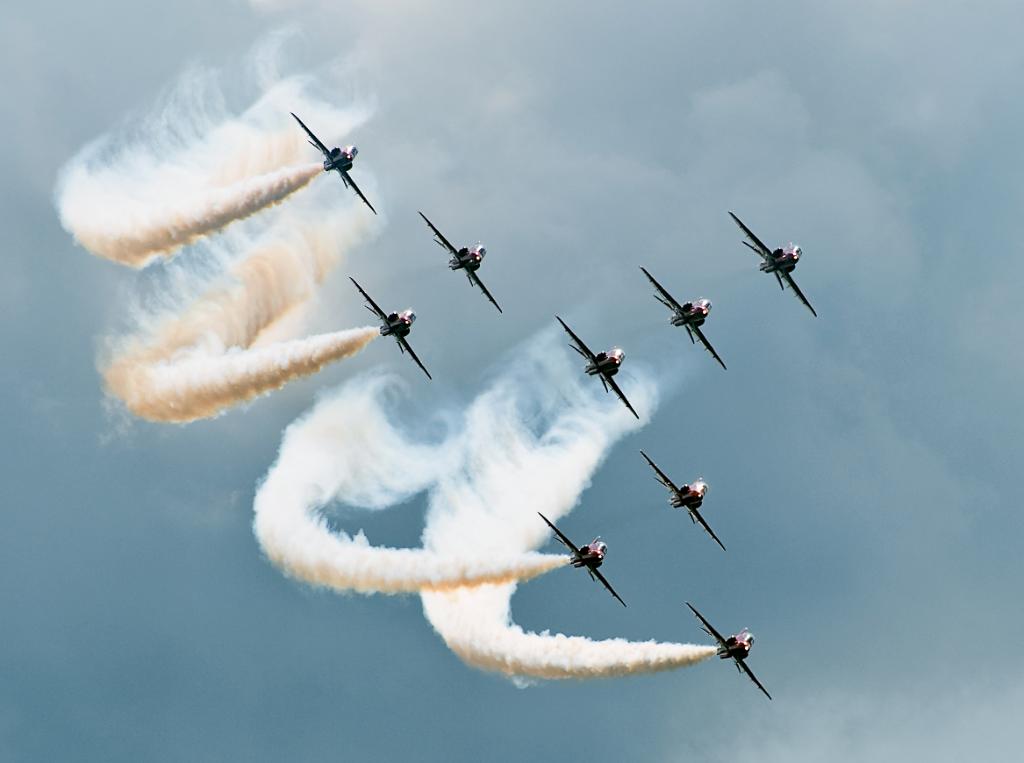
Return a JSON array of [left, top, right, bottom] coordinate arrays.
[[3, 1, 1023, 760]]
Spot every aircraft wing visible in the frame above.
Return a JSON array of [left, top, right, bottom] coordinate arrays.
[[555, 316, 598, 363], [397, 336, 432, 380], [639, 266, 685, 312], [417, 211, 458, 255], [686, 602, 730, 649], [781, 270, 818, 317], [340, 170, 377, 215], [604, 373, 640, 420], [640, 450, 681, 494], [467, 270, 503, 313], [736, 658, 773, 700], [349, 277, 387, 321], [690, 506, 727, 552], [537, 512, 582, 555], [690, 323, 728, 370], [591, 567, 627, 607], [729, 211, 773, 263], [290, 112, 330, 156]]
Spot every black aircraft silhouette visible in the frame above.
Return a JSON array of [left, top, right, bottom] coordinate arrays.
[[291, 112, 376, 214], [640, 450, 725, 551], [350, 277, 431, 379], [729, 211, 816, 317], [687, 602, 771, 700], [556, 317, 639, 420], [418, 211, 502, 313], [640, 266, 726, 370], [538, 512, 625, 607]]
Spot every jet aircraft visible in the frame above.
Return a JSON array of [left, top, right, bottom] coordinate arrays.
[[686, 602, 771, 700], [291, 112, 377, 215], [418, 211, 502, 313], [728, 211, 816, 317], [556, 316, 639, 420], [538, 512, 625, 607], [640, 450, 725, 551], [349, 277, 431, 379], [640, 266, 726, 370]]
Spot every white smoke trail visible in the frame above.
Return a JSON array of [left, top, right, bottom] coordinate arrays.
[[100, 207, 380, 423], [107, 325, 379, 424], [59, 46, 383, 422], [254, 335, 717, 679], [59, 161, 323, 267], [254, 375, 570, 592], [55, 65, 373, 267], [423, 587, 716, 679]]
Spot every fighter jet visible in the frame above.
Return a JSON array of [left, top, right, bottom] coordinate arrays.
[[686, 602, 772, 700], [291, 112, 377, 215], [640, 450, 725, 551], [538, 512, 626, 607], [729, 211, 816, 317], [418, 211, 502, 313], [349, 277, 431, 379], [556, 316, 639, 420], [640, 266, 726, 370]]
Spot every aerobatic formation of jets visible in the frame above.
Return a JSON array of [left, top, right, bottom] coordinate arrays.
[[290, 112, 823, 701]]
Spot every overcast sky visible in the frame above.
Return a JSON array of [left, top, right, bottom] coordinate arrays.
[[3, 1, 1023, 760]]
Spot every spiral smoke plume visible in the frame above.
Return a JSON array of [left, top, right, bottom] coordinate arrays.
[[58, 51, 382, 422], [101, 210, 380, 423], [55, 59, 373, 268], [254, 337, 717, 680]]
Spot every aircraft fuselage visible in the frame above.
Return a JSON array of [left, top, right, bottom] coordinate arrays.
[[323, 146, 357, 174], [570, 539, 607, 569], [571, 554, 602, 570], [671, 490, 705, 510], [325, 157, 352, 173], [585, 349, 624, 377], [718, 632, 754, 661], [760, 246, 800, 274], [379, 310, 416, 339], [449, 245, 485, 272], [670, 299, 711, 328]]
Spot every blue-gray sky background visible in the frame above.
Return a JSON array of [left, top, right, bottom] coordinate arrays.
[[2, 1, 1022, 760]]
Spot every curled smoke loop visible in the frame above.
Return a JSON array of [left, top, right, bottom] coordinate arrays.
[[55, 55, 383, 422], [254, 335, 717, 680]]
